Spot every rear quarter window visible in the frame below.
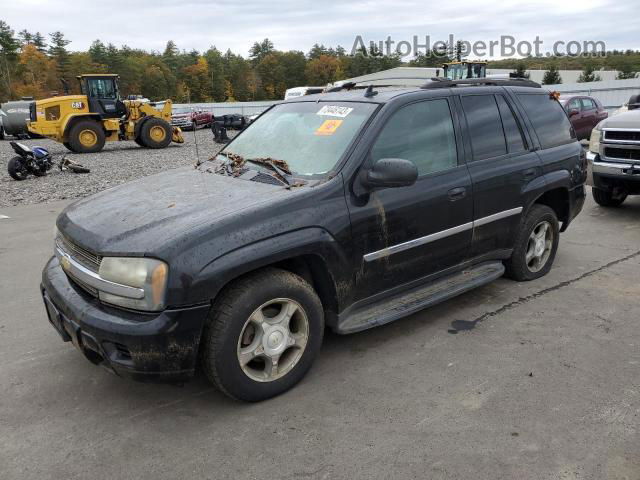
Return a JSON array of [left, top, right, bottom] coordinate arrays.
[[517, 93, 575, 149]]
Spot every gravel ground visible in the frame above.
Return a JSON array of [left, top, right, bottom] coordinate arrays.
[[0, 128, 237, 207]]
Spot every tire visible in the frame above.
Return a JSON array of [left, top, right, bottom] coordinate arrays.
[[8, 156, 29, 180], [200, 268, 324, 402], [134, 136, 145, 147], [0, 126, 5, 140], [139, 117, 172, 149], [68, 120, 106, 153], [62, 142, 74, 152], [504, 204, 559, 282], [592, 187, 626, 207]]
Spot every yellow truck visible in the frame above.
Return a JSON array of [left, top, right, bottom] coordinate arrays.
[[28, 74, 184, 153]]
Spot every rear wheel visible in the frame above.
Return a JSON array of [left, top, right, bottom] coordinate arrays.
[[592, 187, 626, 207], [8, 156, 29, 180], [62, 142, 74, 152], [68, 120, 105, 153], [200, 268, 324, 402], [505, 204, 559, 281], [139, 118, 172, 149]]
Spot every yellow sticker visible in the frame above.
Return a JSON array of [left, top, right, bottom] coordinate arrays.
[[315, 119, 343, 136]]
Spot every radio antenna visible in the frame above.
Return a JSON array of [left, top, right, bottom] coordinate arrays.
[[192, 106, 201, 165]]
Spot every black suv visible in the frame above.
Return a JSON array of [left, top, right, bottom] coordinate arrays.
[[42, 79, 586, 401]]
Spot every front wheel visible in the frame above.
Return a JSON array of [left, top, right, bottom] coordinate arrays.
[[138, 118, 172, 149], [8, 156, 29, 180], [68, 120, 106, 153], [200, 268, 324, 402], [592, 187, 626, 207], [505, 204, 559, 281]]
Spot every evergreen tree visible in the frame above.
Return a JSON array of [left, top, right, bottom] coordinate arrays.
[[32, 32, 47, 53], [512, 62, 530, 79], [542, 64, 562, 85], [0, 20, 19, 98], [249, 38, 274, 64], [616, 63, 637, 79], [18, 29, 33, 45], [577, 62, 602, 82], [48, 31, 71, 81]]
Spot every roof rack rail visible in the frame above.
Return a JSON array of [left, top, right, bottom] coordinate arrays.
[[421, 77, 541, 89]]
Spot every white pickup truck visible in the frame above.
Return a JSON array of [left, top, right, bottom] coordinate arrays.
[[587, 95, 640, 207]]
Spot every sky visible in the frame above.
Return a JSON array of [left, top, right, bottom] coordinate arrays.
[[1, 0, 637, 59]]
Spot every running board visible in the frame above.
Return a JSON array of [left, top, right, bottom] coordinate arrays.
[[336, 262, 505, 334]]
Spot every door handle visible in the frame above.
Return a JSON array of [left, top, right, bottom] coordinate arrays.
[[448, 187, 467, 201], [523, 168, 537, 180]]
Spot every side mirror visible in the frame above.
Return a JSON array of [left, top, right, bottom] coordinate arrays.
[[363, 158, 418, 190], [568, 108, 579, 117]]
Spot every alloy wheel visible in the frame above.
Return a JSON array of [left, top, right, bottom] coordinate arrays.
[[525, 220, 553, 272], [236, 298, 309, 382]]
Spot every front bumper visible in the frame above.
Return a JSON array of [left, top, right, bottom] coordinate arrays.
[[41, 256, 210, 383], [587, 151, 640, 191]]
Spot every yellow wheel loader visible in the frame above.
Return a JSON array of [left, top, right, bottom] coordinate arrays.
[[27, 74, 184, 153]]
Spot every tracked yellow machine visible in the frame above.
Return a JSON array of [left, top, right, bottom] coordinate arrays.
[[27, 74, 184, 153]]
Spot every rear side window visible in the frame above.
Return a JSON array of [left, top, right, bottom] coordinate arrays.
[[495, 95, 526, 153], [371, 99, 457, 176], [581, 98, 595, 110], [517, 94, 575, 149], [461, 95, 507, 160]]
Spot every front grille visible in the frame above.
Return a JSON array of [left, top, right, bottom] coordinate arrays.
[[604, 147, 640, 161], [604, 130, 640, 142], [69, 275, 99, 297], [56, 234, 102, 272]]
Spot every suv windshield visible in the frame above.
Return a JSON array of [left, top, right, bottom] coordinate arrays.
[[219, 101, 377, 176]]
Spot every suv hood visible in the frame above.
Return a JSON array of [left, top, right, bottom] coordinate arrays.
[[601, 109, 640, 129], [57, 166, 291, 256]]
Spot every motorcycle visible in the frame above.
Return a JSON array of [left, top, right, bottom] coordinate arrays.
[[7, 141, 89, 181]]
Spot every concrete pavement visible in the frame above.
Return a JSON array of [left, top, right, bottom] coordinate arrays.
[[1, 193, 639, 480]]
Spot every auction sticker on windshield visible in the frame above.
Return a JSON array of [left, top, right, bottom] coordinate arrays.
[[317, 105, 353, 118], [315, 119, 343, 136]]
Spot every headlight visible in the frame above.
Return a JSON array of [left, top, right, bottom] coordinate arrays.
[[589, 127, 602, 154], [98, 257, 168, 311]]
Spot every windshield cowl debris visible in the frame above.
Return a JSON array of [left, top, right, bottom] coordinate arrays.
[[200, 151, 306, 189]]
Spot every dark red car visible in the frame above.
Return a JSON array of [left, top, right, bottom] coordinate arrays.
[[559, 95, 608, 140]]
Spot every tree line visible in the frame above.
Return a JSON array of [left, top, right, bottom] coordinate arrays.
[[0, 21, 404, 103], [1, 19, 638, 104]]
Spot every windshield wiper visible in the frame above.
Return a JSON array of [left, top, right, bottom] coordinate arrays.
[[215, 151, 294, 186], [245, 158, 293, 186]]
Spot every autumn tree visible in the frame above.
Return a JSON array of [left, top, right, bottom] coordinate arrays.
[[14, 44, 57, 97], [305, 54, 343, 86], [182, 56, 210, 102]]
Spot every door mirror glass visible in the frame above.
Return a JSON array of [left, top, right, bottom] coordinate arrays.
[[364, 158, 418, 190]]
